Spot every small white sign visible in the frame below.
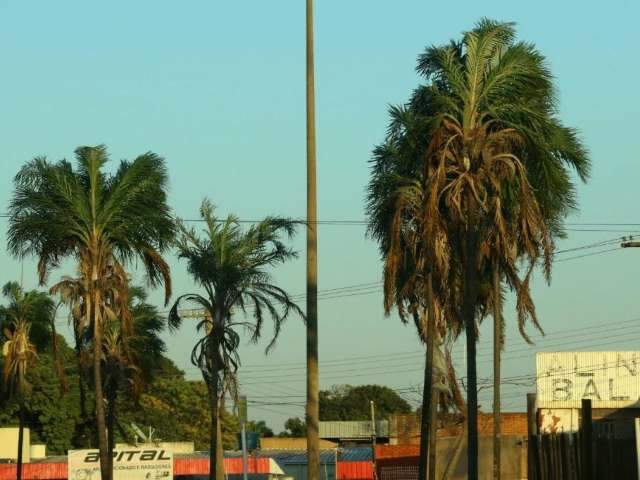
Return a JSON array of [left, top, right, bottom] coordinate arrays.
[[68, 448, 172, 480]]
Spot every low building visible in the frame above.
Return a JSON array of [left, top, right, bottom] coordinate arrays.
[[319, 421, 389, 445], [0, 448, 375, 480], [260, 437, 338, 450]]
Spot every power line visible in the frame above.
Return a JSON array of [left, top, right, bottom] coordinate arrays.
[[2, 212, 640, 228]]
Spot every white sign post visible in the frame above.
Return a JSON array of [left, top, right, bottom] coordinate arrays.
[[68, 448, 172, 480]]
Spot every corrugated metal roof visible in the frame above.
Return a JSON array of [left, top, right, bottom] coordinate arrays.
[[268, 450, 337, 465], [0, 456, 280, 479], [338, 448, 372, 462], [320, 421, 389, 439]]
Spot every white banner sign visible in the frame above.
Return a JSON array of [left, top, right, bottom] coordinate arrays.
[[536, 352, 640, 408], [68, 448, 172, 480]]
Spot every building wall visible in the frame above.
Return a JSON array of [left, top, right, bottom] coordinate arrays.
[[0, 428, 30, 462], [377, 436, 526, 480], [390, 413, 528, 444]]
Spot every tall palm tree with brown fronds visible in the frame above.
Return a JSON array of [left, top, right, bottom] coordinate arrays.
[[7, 146, 175, 480], [368, 19, 589, 479], [168, 199, 303, 480]]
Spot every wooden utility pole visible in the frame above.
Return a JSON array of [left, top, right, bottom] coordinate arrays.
[[370, 400, 377, 477], [581, 399, 593, 480], [305, 0, 320, 479], [526, 393, 537, 480]]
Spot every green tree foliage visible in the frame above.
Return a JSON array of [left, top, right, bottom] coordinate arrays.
[[319, 384, 412, 421], [0, 339, 82, 454], [246, 420, 274, 438], [0, 334, 242, 453], [281, 417, 307, 437]]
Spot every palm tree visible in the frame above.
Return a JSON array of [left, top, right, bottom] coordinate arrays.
[[49, 273, 92, 423], [367, 104, 461, 480], [168, 199, 303, 480], [7, 146, 175, 480], [368, 19, 589, 479], [0, 282, 56, 355], [1, 313, 38, 480], [102, 286, 168, 456]]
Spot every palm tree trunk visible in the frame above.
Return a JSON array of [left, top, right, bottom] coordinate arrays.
[[17, 392, 25, 480], [419, 272, 436, 480], [78, 361, 88, 420], [216, 410, 225, 480], [205, 326, 222, 480], [428, 388, 438, 480], [50, 308, 67, 391], [73, 321, 88, 420], [442, 354, 467, 480], [305, 1, 320, 479], [492, 265, 502, 480], [462, 233, 479, 480], [93, 290, 111, 480], [107, 389, 116, 458]]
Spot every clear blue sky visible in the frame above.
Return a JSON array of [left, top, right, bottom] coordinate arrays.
[[1, 0, 639, 432]]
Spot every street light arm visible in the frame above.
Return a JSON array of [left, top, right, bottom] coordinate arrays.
[[622, 241, 640, 248]]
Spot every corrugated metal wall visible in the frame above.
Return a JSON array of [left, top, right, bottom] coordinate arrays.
[[320, 421, 389, 439]]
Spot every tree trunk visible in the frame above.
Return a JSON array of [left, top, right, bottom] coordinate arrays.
[[17, 393, 25, 480], [306, 0, 320, 478], [419, 272, 437, 480], [492, 265, 502, 480], [462, 233, 479, 480], [205, 326, 222, 480], [50, 307, 67, 392], [442, 353, 467, 480], [93, 290, 111, 480], [107, 390, 116, 458], [216, 410, 225, 480], [428, 388, 438, 480], [74, 325, 88, 421]]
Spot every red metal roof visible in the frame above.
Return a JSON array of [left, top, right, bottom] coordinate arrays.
[[0, 456, 277, 480]]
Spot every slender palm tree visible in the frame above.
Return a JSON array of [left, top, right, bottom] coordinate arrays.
[[368, 19, 589, 479], [367, 104, 460, 480], [1, 317, 38, 480], [102, 286, 167, 456], [0, 283, 56, 354], [50, 273, 92, 422], [7, 146, 175, 480], [168, 199, 303, 480]]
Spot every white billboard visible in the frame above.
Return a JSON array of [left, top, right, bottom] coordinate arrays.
[[68, 448, 172, 480], [536, 352, 640, 408]]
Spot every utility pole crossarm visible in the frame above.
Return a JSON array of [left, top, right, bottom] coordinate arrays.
[[622, 241, 640, 248]]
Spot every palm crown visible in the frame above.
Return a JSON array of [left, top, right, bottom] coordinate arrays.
[[8, 145, 175, 301]]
